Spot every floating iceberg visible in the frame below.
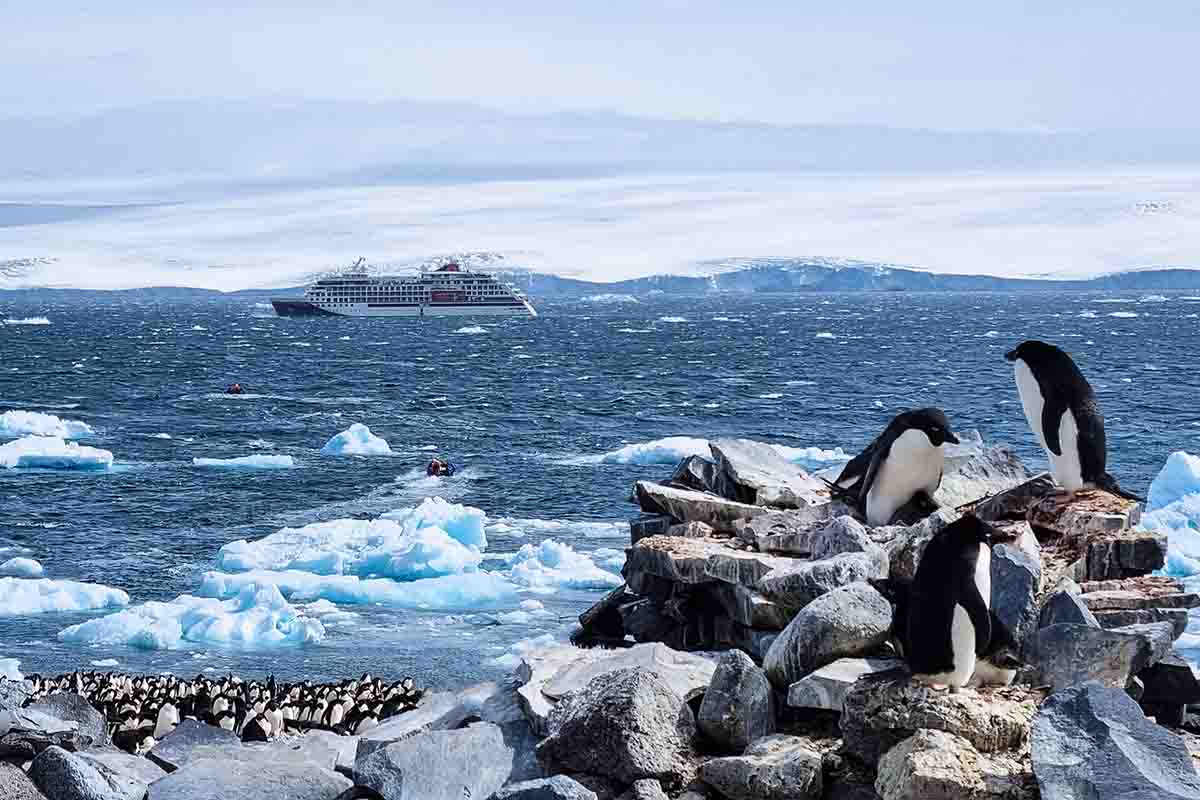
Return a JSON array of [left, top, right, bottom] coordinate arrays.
[[3, 317, 50, 325], [0, 436, 113, 470], [0, 557, 44, 577], [217, 497, 487, 578], [193, 454, 295, 469], [321, 423, 392, 456], [594, 436, 711, 465], [772, 444, 851, 470], [58, 583, 323, 650], [507, 540, 623, 592], [0, 410, 93, 440], [1141, 451, 1200, 578], [490, 598, 553, 625], [0, 577, 129, 616], [0, 658, 21, 681], [198, 569, 519, 611]]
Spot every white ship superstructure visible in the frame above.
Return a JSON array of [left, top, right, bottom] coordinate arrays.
[[272, 261, 537, 318]]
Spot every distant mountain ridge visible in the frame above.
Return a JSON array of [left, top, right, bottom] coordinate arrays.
[[4, 260, 1200, 300]]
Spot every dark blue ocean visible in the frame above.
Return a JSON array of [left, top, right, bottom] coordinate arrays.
[[2, 292, 1199, 688]]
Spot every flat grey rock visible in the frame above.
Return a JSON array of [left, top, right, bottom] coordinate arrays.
[[543, 642, 716, 703], [762, 582, 891, 689], [355, 721, 524, 800], [933, 445, 1029, 509], [147, 719, 241, 772], [1032, 681, 1200, 799], [147, 755, 350, 800], [699, 734, 824, 800], [493, 775, 599, 800], [786, 657, 901, 712], [27, 693, 109, 748], [0, 707, 86, 759], [634, 482, 769, 532], [709, 438, 828, 509], [537, 668, 697, 790], [30, 745, 157, 800], [972, 474, 1056, 522], [1028, 622, 1175, 692], [697, 649, 774, 754]]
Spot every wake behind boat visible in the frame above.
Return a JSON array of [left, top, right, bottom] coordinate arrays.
[[271, 259, 537, 318]]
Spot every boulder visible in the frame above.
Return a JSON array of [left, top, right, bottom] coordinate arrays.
[[879, 508, 961, 581], [762, 582, 891, 689], [1140, 651, 1200, 712], [0, 761, 45, 800], [670, 456, 727, 497], [618, 779, 669, 800], [699, 734, 823, 800], [709, 438, 828, 509], [356, 721, 524, 800], [147, 719, 241, 772], [618, 599, 677, 645], [786, 658, 902, 712], [26, 693, 109, 748], [756, 553, 884, 616], [536, 668, 697, 790], [631, 515, 675, 545], [148, 755, 350, 800], [807, 516, 889, 573], [972, 474, 1056, 522], [635, 482, 769, 532], [1038, 584, 1099, 629], [934, 445, 1029, 509], [30, 745, 164, 800], [875, 729, 1035, 800], [840, 677, 1038, 764], [493, 775, 600, 800], [542, 643, 716, 705], [578, 584, 633, 641], [991, 539, 1042, 652], [1028, 491, 1142, 540], [705, 550, 795, 590], [1031, 681, 1200, 799], [1027, 621, 1175, 692], [0, 707, 90, 759], [697, 650, 775, 754]]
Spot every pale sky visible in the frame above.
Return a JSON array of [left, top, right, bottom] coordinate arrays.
[[3, 1, 1198, 131]]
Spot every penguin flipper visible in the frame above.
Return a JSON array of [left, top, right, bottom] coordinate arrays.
[[1041, 396, 1069, 456]]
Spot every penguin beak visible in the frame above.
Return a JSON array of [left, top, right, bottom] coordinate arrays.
[[944, 430, 960, 445], [1004, 349, 1018, 362]]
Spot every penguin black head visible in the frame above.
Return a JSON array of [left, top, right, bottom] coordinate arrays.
[[1005, 339, 1068, 366], [896, 407, 960, 447], [945, 513, 995, 545]]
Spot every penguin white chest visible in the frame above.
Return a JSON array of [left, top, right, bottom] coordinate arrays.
[[865, 429, 944, 526], [1013, 360, 1084, 491]]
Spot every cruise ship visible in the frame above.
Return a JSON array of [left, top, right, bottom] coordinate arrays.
[[271, 260, 537, 318]]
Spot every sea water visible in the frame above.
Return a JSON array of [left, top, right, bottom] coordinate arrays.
[[1, 291, 1198, 686]]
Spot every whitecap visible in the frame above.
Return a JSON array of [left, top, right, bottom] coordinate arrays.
[[1108, 311, 1139, 318], [658, 316, 688, 323], [193, 454, 295, 469], [815, 331, 835, 339], [2, 317, 50, 325], [455, 326, 488, 335]]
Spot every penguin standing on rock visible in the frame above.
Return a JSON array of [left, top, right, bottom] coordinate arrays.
[[827, 408, 961, 527], [1005, 340, 1141, 504], [904, 515, 994, 691]]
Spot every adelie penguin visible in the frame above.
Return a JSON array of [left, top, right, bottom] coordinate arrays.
[[1005, 340, 1141, 504], [897, 515, 995, 691], [827, 407, 960, 527]]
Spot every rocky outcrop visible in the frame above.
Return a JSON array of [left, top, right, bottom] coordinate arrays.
[[536, 668, 698, 790], [709, 439, 829, 509], [1031, 681, 1200, 799], [147, 754, 351, 800], [934, 445, 1030, 509], [840, 678, 1039, 764], [26, 694, 109, 749], [148, 719, 242, 772], [635, 482, 770, 532], [875, 729, 1035, 800], [697, 650, 774, 754], [0, 707, 94, 759], [699, 734, 824, 800], [762, 582, 891, 689], [1027, 621, 1174, 691]]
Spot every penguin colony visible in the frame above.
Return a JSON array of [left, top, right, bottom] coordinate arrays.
[[20, 671, 424, 753], [833, 339, 1137, 691]]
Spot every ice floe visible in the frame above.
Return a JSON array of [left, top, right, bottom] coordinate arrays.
[[0, 577, 129, 616], [321, 423, 392, 456], [0, 436, 113, 470], [0, 557, 44, 577], [90, 658, 120, 667], [198, 569, 519, 611], [485, 517, 628, 540], [658, 316, 688, 323], [489, 598, 554, 625], [0, 410, 93, 440], [0, 658, 21, 681], [454, 325, 488, 334], [2, 317, 50, 325], [216, 497, 488, 578], [579, 436, 848, 470], [507, 540, 623, 592], [58, 583, 323, 650], [815, 331, 835, 338], [192, 454, 295, 469], [1141, 451, 1200, 578]]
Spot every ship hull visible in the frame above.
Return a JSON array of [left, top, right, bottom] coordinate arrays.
[[271, 298, 536, 318]]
